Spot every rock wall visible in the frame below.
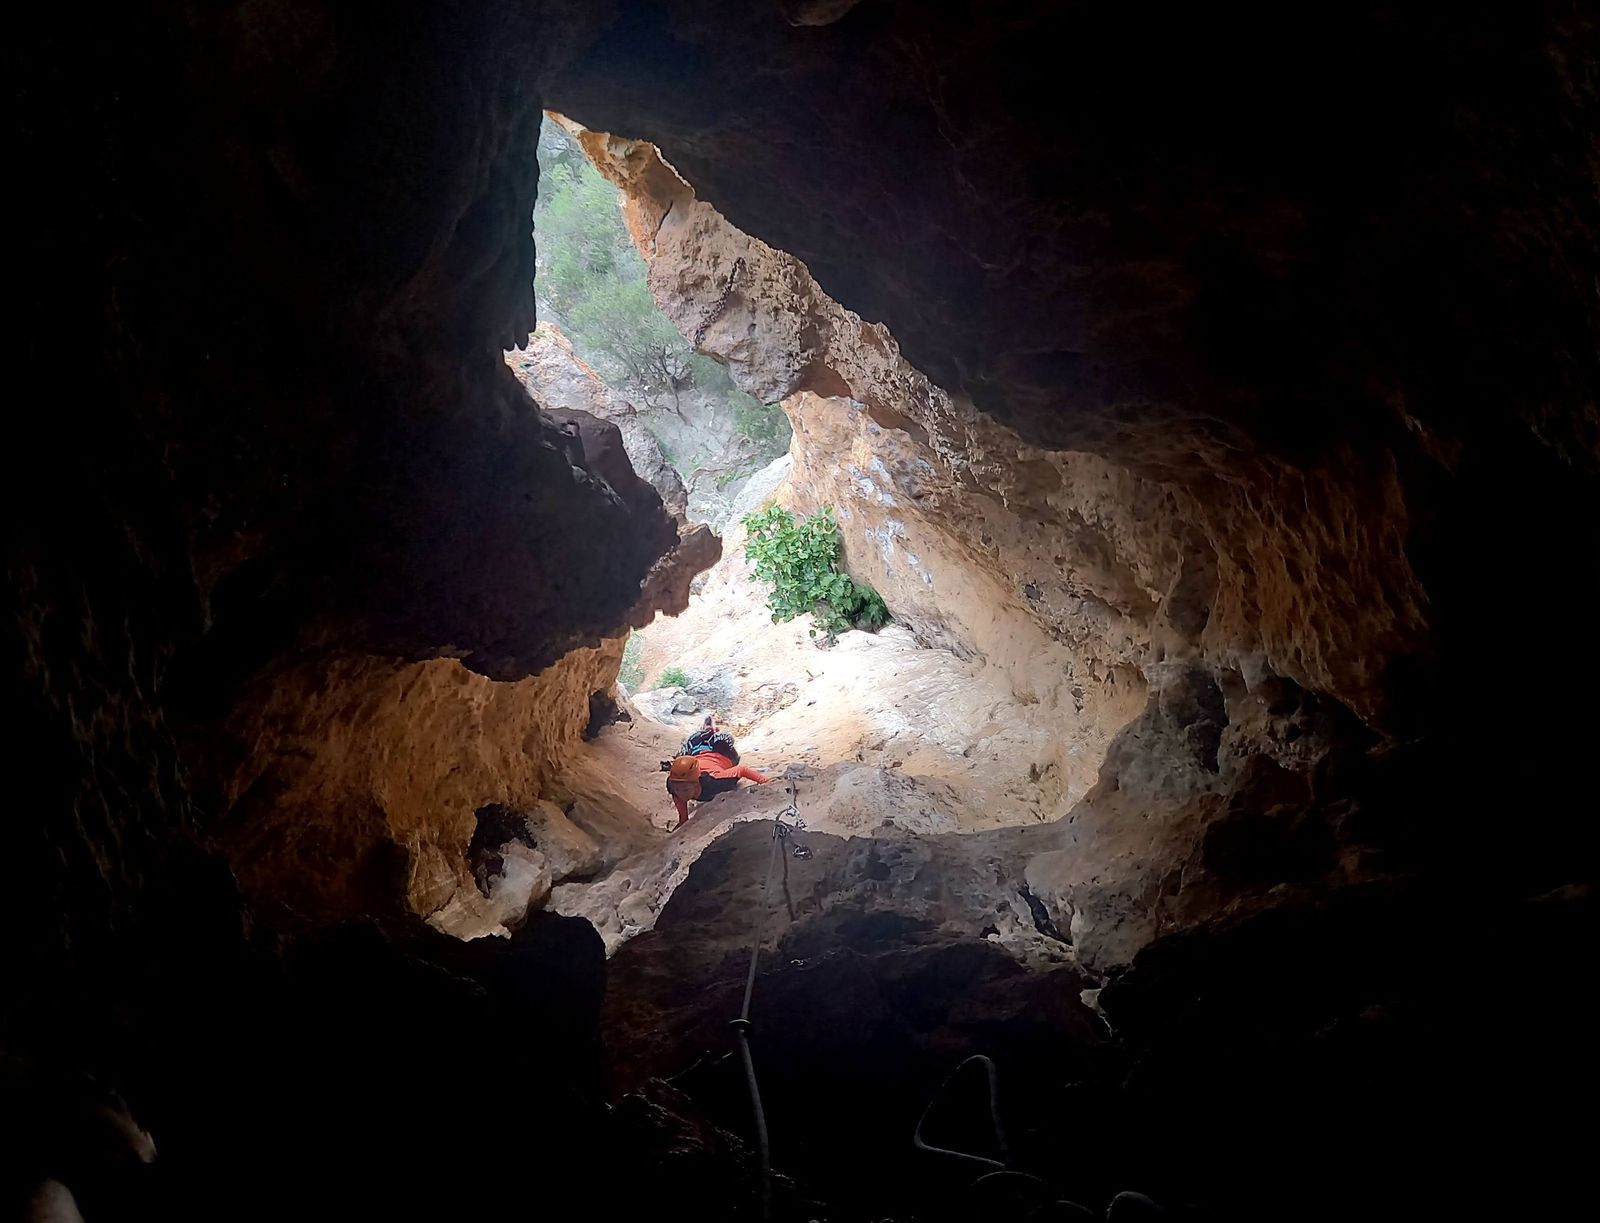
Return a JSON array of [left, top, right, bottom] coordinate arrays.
[[553, 1, 1598, 738], [191, 319, 724, 942], [562, 128, 1331, 969], [508, 323, 690, 518], [203, 644, 618, 934], [4, 5, 716, 1214], [179, 354, 722, 939], [200, 354, 722, 938], [567, 113, 1596, 984], [604, 818, 1107, 1222], [549, 57, 1596, 1214], [576, 124, 1417, 733], [580, 125, 1174, 812]]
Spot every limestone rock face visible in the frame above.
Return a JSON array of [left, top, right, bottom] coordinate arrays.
[[9, 16, 706, 1213], [521, 799, 606, 880], [602, 817, 1107, 1217], [562, 129, 1327, 968], [507, 323, 689, 519], [1024, 663, 1231, 970], [206, 643, 624, 933], [463, 799, 607, 932], [553, 762, 1058, 954], [573, 117, 1594, 981], [577, 127, 1422, 734], [553, 6, 1597, 740], [505, 322, 723, 622], [200, 324, 724, 938]]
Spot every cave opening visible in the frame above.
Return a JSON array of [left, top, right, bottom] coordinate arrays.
[[493, 113, 1151, 960]]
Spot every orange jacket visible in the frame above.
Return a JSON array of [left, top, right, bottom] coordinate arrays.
[[671, 753, 772, 821]]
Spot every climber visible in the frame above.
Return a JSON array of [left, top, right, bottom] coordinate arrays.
[[664, 716, 772, 829]]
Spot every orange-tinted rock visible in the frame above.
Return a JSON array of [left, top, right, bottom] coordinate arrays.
[[210, 644, 621, 931]]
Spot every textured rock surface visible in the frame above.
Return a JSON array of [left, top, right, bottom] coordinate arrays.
[[507, 323, 690, 518], [627, 482, 1143, 836], [564, 127, 1364, 972], [196, 319, 724, 939], [563, 109, 1596, 986], [553, 759, 1053, 955], [555, 8, 1598, 736], [602, 818, 1107, 1217], [205, 644, 622, 931], [577, 128, 1171, 679]]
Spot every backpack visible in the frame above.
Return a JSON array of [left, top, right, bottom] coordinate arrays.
[[679, 726, 739, 765]]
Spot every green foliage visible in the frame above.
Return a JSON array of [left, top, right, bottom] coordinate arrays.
[[534, 151, 694, 408], [619, 631, 645, 691], [533, 153, 635, 325], [741, 506, 890, 640], [657, 665, 691, 689], [568, 275, 698, 407]]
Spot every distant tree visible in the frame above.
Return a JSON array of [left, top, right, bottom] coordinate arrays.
[[567, 276, 699, 415], [533, 157, 634, 335], [534, 133, 695, 412]]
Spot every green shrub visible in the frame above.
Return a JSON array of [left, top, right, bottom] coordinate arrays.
[[657, 665, 691, 689], [741, 505, 889, 640]]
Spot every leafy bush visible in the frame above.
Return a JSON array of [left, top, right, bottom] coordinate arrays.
[[741, 505, 889, 640], [656, 665, 691, 689]]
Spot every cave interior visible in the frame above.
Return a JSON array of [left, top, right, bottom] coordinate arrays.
[[5, 2, 1597, 1221]]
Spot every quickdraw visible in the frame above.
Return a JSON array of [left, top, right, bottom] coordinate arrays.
[[694, 255, 747, 348]]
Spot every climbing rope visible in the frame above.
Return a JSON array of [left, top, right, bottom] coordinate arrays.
[[727, 793, 1172, 1221], [731, 775, 810, 1223], [913, 1055, 1174, 1220], [694, 255, 747, 348], [913, 1054, 1012, 1173]]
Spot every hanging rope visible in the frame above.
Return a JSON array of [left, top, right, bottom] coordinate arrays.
[[731, 776, 808, 1223], [913, 1054, 1012, 1172], [912, 1055, 1174, 1219]]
